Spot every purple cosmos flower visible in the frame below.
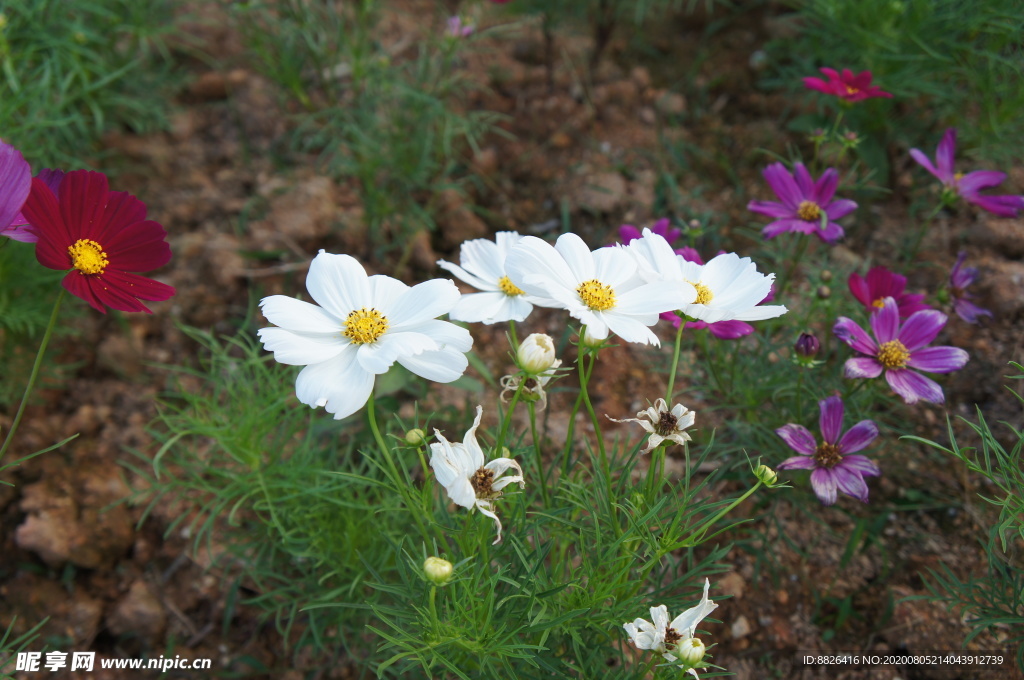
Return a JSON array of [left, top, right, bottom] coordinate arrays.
[[948, 251, 992, 324], [446, 15, 474, 37], [802, 68, 893, 103], [776, 395, 881, 505], [910, 128, 1024, 218], [747, 163, 857, 244], [833, 297, 968, 404], [848, 266, 929, 318], [0, 140, 32, 242], [619, 218, 681, 247]]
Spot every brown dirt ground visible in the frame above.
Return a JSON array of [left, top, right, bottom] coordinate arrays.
[[2, 1, 1023, 679]]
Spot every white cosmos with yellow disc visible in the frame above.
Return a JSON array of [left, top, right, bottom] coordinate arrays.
[[505, 232, 696, 346], [258, 250, 472, 420]]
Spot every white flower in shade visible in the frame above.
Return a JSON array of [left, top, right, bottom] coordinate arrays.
[[258, 251, 472, 420], [429, 406, 525, 544], [623, 579, 718, 677], [437, 231, 549, 324], [627, 229, 787, 324], [609, 398, 695, 453], [505, 233, 696, 345], [517, 332, 557, 374]]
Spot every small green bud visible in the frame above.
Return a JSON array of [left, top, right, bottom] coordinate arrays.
[[674, 637, 706, 666], [405, 428, 426, 446], [755, 464, 778, 486], [423, 556, 453, 585]]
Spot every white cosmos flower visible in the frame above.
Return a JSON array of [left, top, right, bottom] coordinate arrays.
[[258, 250, 472, 420], [624, 579, 718, 677], [429, 406, 525, 544], [609, 398, 695, 453], [505, 233, 696, 346], [627, 228, 787, 324], [437, 231, 550, 324]]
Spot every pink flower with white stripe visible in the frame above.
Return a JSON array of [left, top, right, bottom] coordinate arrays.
[[833, 297, 968, 404], [776, 395, 880, 506], [747, 163, 857, 244]]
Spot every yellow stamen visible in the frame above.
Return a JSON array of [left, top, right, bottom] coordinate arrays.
[[797, 200, 822, 222], [876, 339, 910, 369], [690, 282, 713, 305], [844, 85, 859, 96], [576, 279, 616, 311], [498, 275, 524, 297], [814, 441, 843, 469], [68, 239, 109, 275], [343, 307, 389, 344], [871, 298, 886, 309]]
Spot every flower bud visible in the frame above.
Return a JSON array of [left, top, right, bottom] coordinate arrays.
[[517, 333, 557, 374], [794, 332, 820, 359], [579, 327, 604, 348], [816, 285, 831, 299], [755, 464, 778, 486], [820, 269, 833, 282], [423, 556, 453, 585], [405, 428, 426, 446], [674, 637, 706, 666]]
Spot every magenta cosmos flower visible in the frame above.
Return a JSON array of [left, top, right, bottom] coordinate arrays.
[[21, 170, 176, 314], [948, 251, 992, 324], [910, 128, 1024, 218], [619, 218, 681, 247], [747, 163, 856, 244], [834, 297, 968, 404], [0, 140, 31, 242], [848, 266, 929, 318], [776, 395, 880, 505], [802, 68, 892, 102]]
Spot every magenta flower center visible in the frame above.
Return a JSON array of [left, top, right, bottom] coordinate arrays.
[[877, 339, 910, 369], [814, 441, 842, 469], [68, 238, 109, 275], [797, 200, 822, 222], [343, 307, 389, 344]]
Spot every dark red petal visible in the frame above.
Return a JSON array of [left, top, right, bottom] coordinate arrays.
[[104, 219, 171, 271], [103, 269, 176, 302], [62, 271, 109, 314], [35, 232, 71, 271], [94, 190, 148, 244], [87, 272, 152, 313], [59, 171, 110, 241], [23, 176, 71, 249]]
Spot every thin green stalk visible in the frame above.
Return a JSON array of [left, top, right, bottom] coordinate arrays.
[[577, 353, 606, 462], [684, 481, 764, 545], [495, 381, 524, 457], [527, 402, 549, 506], [904, 202, 946, 266], [0, 289, 65, 465], [665, 321, 685, 403], [507, 320, 519, 352], [777, 233, 810, 297]]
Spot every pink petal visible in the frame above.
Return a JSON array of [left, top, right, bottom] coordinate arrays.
[[906, 346, 969, 374], [810, 468, 838, 505], [818, 395, 844, 445], [762, 163, 802, 208], [833, 467, 870, 503], [747, 200, 793, 219], [776, 424, 816, 456], [833, 317, 877, 355], [898, 309, 947, 351], [812, 167, 839, 204], [885, 368, 944, 404], [840, 454, 881, 476], [909, 148, 942, 182], [837, 420, 878, 453], [776, 455, 816, 470], [869, 297, 900, 343], [936, 128, 956, 181], [844, 357, 884, 379], [957, 170, 1008, 196]]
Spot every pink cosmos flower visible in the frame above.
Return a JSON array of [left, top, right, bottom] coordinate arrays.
[[910, 128, 1024, 218], [948, 251, 992, 324], [848, 266, 929, 318], [802, 68, 893, 102], [747, 162, 857, 244], [776, 395, 880, 506], [833, 297, 968, 404], [446, 16, 474, 38], [619, 218, 681, 247], [0, 140, 31, 242]]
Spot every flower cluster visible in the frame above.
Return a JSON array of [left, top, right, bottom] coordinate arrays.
[[624, 579, 718, 677]]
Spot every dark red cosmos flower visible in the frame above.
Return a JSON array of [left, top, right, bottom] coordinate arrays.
[[803, 68, 892, 103], [21, 170, 175, 314]]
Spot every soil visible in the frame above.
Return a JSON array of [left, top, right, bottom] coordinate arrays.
[[2, 1, 1022, 679]]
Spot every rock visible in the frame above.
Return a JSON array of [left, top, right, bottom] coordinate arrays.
[[16, 510, 75, 566], [630, 66, 652, 91], [550, 131, 572, 149], [205, 233, 246, 287], [969, 218, 1024, 258], [189, 71, 229, 101], [577, 172, 627, 213], [730, 614, 752, 639], [251, 174, 337, 246], [437, 189, 487, 249], [718, 571, 746, 600], [107, 580, 166, 639], [97, 334, 143, 379], [985, 260, 1024, 317], [472, 147, 499, 177], [655, 92, 686, 117], [409, 229, 438, 271]]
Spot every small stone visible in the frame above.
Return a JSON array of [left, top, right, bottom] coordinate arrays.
[[550, 131, 572, 149], [630, 66, 652, 90], [107, 581, 166, 639], [639, 107, 657, 125], [718, 571, 746, 599], [437, 189, 487, 249], [577, 172, 627, 213], [189, 71, 229, 101], [731, 614, 752, 639], [655, 92, 686, 117]]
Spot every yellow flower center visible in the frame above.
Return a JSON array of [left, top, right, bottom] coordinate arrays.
[[871, 298, 886, 309], [690, 282, 713, 305], [343, 307, 389, 344], [797, 200, 822, 222], [954, 171, 964, 182], [498, 275, 524, 297], [844, 85, 859, 96], [876, 339, 910, 369], [814, 441, 842, 469], [68, 239, 109, 275], [576, 279, 616, 311]]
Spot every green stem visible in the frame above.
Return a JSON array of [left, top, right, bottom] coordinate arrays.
[[495, 381, 524, 458], [664, 321, 685, 403], [577, 353, 606, 462], [507, 320, 519, 352], [777, 233, 810, 297], [0, 289, 65, 465], [684, 481, 763, 545], [527, 402, 549, 506], [904, 202, 945, 266], [428, 586, 440, 637]]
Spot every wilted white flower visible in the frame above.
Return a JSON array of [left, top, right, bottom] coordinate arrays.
[[517, 332, 557, 374], [505, 233, 696, 346], [437, 232, 550, 324], [627, 229, 786, 324], [609, 398, 695, 453], [430, 406, 525, 544], [499, 360, 562, 411], [623, 579, 718, 677], [258, 251, 472, 420]]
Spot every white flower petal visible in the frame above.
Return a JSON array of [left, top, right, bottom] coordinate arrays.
[[554, 232, 596, 282], [462, 405, 487, 471], [670, 579, 718, 638], [449, 291, 531, 324], [592, 244, 640, 289], [459, 237, 507, 283], [388, 278, 461, 327], [399, 347, 468, 383], [257, 327, 347, 366], [294, 350, 374, 420], [505, 236, 579, 300], [474, 500, 505, 544], [260, 295, 340, 333], [600, 311, 660, 345], [617, 282, 696, 315], [406, 319, 473, 353], [305, 251, 370, 317], [356, 331, 438, 375], [437, 259, 495, 292]]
